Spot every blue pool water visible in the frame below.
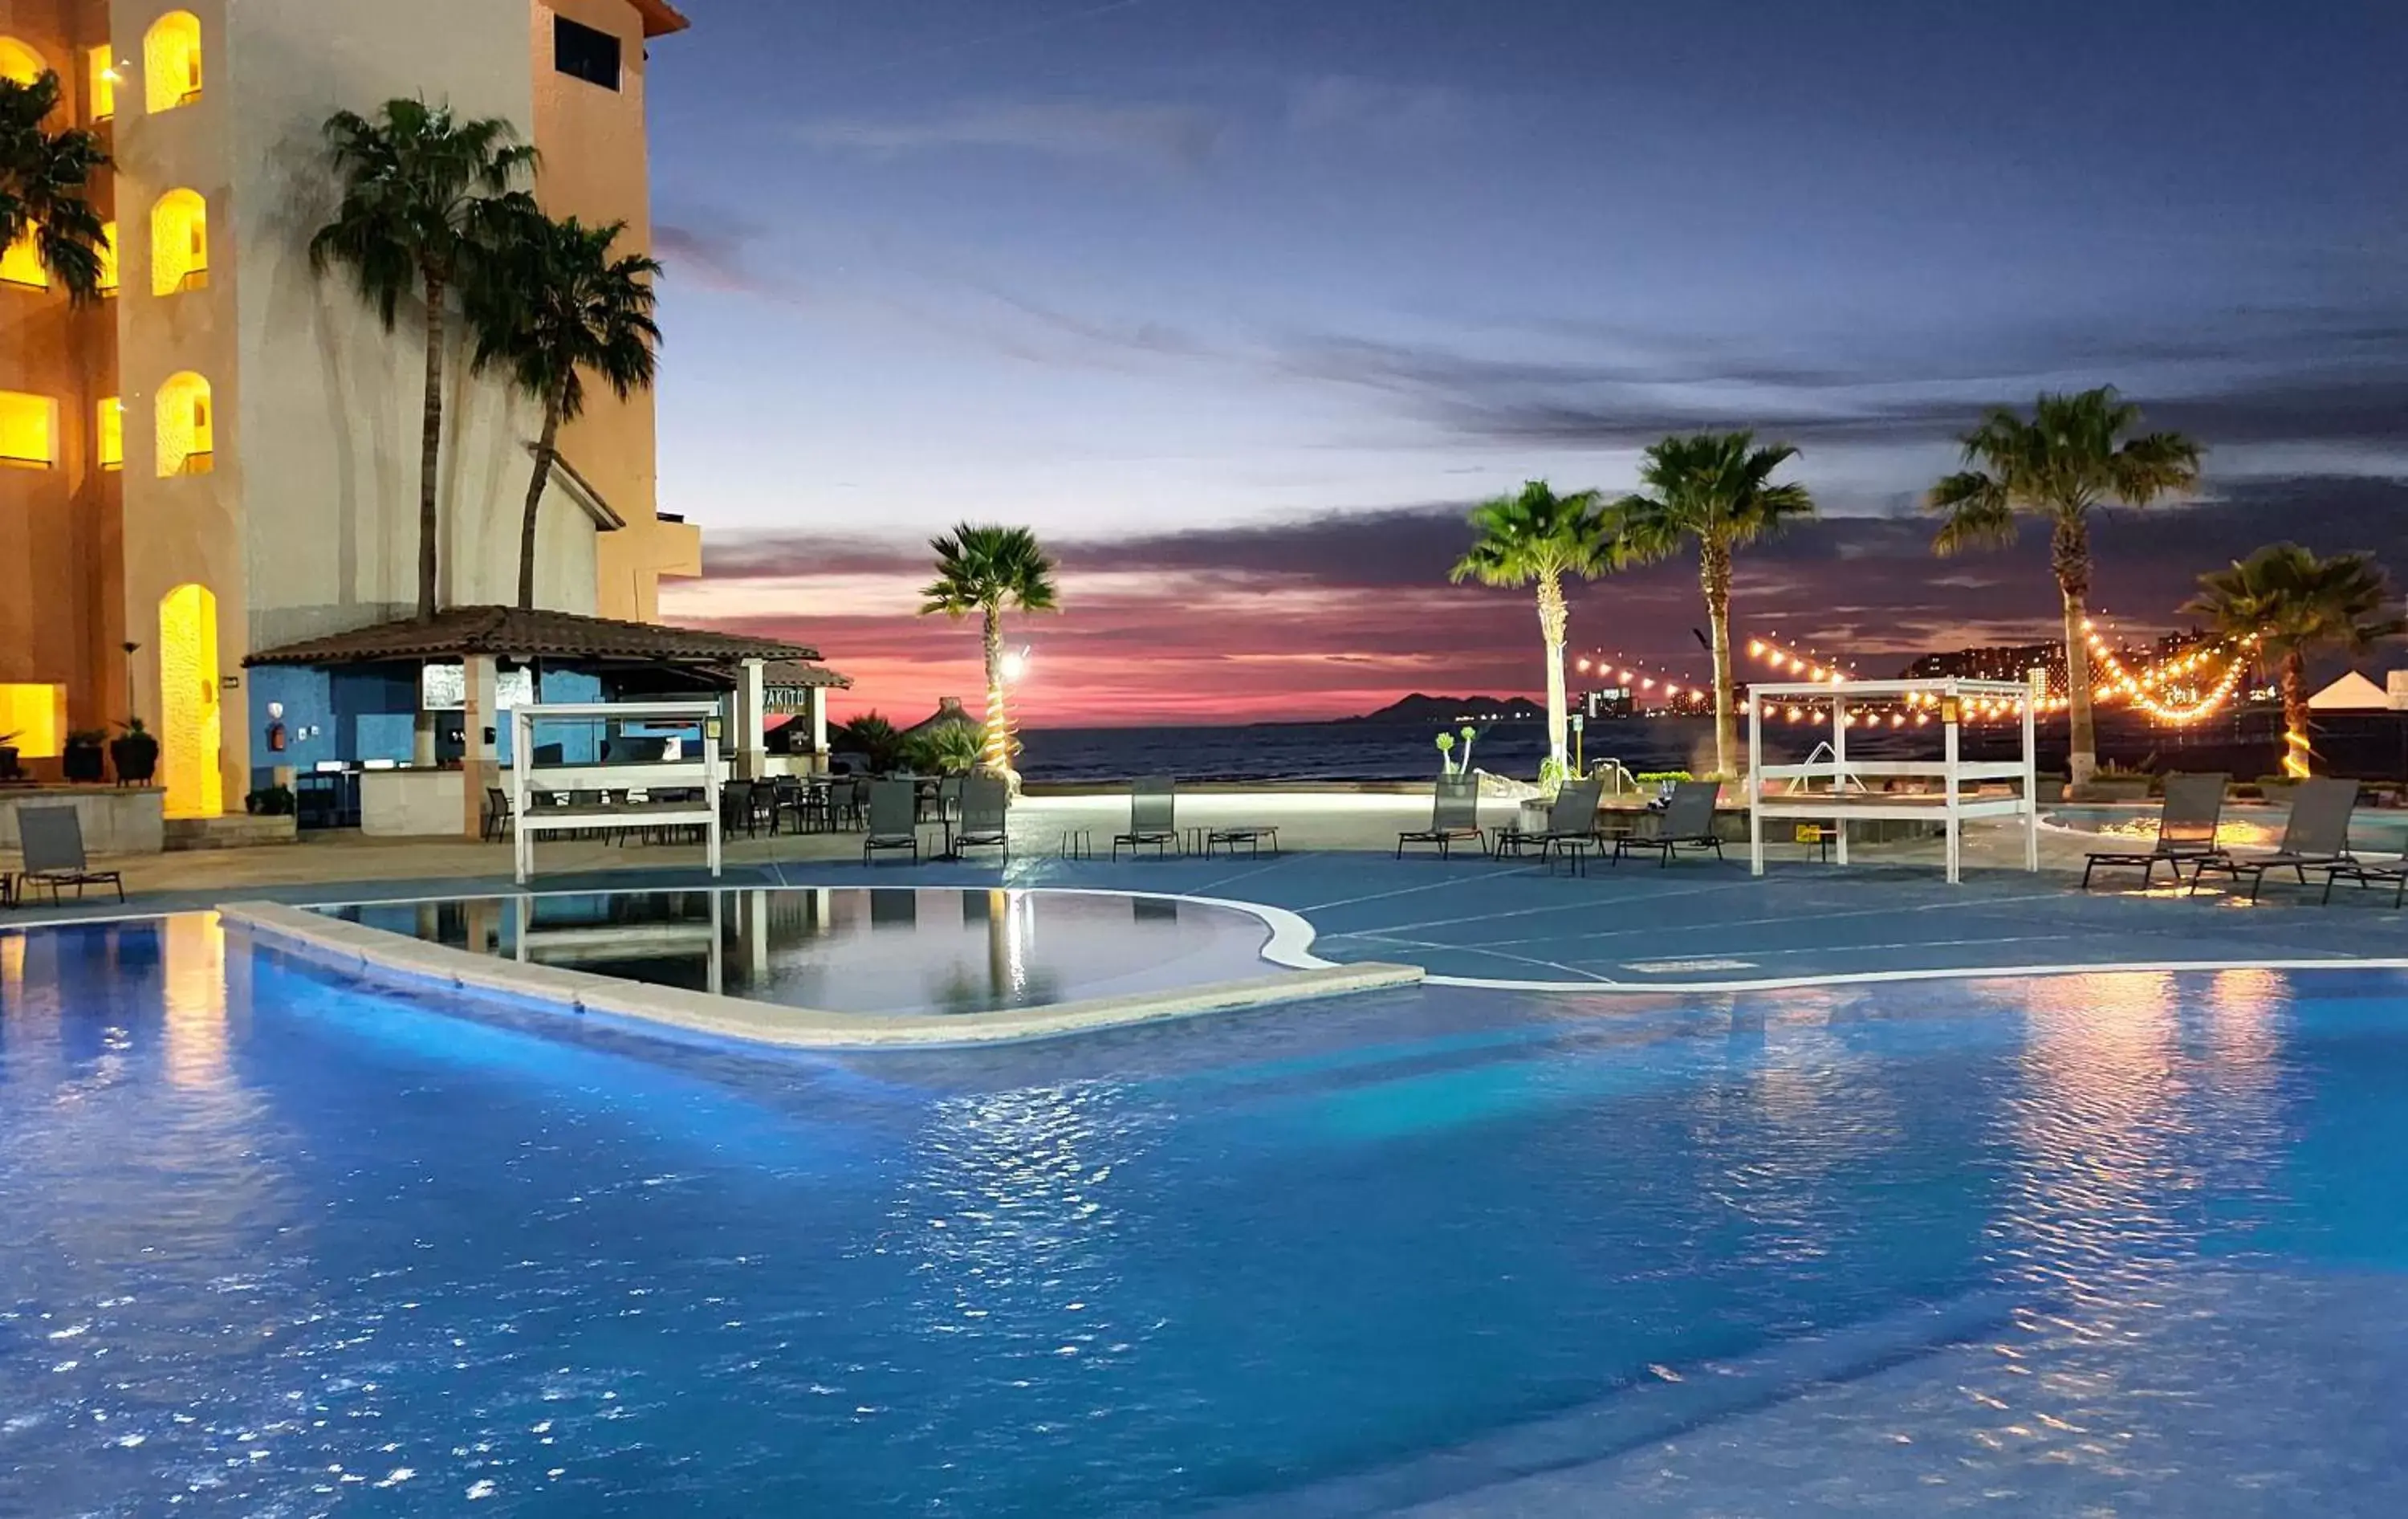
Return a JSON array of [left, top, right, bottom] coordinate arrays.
[[7, 919, 2408, 1515]]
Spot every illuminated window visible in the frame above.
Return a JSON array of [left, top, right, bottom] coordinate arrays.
[[0, 391, 58, 468], [142, 11, 201, 114], [97, 397, 123, 470], [155, 372, 212, 476], [0, 37, 44, 87], [87, 46, 115, 120], [0, 684, 68, 759], [149, 189, 206, 294], [159, 583, 223, 819], [96, 221, 117, 294], [0, 232, 46, 289]]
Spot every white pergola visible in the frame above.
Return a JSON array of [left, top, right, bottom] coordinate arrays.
[[1747, 678, 2039, 885], [510, 701, 723, 885]]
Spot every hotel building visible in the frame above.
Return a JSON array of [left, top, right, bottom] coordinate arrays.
[[0, 0, 702, 820]]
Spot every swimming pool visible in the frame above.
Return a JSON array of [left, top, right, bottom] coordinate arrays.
[[6, 919, 2408, 1515], [322, 887, 1283, 1016]]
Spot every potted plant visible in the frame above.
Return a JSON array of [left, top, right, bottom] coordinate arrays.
[[0, 730, 19, 781], [62, 727, 108, 783], [244, 784, 296, 816], [110, 717, 160, 785]]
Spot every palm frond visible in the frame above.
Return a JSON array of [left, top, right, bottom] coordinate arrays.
[[0, 71, 112, 303], [921, 524, 1060, 617], [1926, 471, 2015, 556], [1450, 480, 1612, 586], [1609, 431, 1815, 561], [2185, 542, 2403, 662]]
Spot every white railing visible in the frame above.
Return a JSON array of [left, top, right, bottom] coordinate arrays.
[[509, 701, 723, 885]]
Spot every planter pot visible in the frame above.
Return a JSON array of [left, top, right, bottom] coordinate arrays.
[[61, 743, 106, 784], [0, 744, 18, 780], [111, 735, 159, 785]]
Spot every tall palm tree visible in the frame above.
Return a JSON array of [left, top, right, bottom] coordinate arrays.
[[309, 100, 536, 623], [0, 71, 110, 302], [2183, 543, 2402, 778], [919, 525, 1060, 792], [1926, 387, 2202, 787], [1609, 433, 1814, 777], [1449, 482, 1612, 775], [466, 207, 661, 609]]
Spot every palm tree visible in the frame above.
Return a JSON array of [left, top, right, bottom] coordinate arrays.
[[310, 100, 536, 622], [1609, 433, 1814, 777], [467, 207, 661, 609], [0, 71, 110, 302], [1449, 482, 1612, 775], [2183, 543, 2402, 778], [919, 525, 1060, 792], [1926, 387, 2202, 787]]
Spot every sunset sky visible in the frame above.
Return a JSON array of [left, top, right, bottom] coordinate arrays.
[[645, 0, 2408, 727]]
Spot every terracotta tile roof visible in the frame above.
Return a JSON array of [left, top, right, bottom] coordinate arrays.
[[243, 606, 816, 668], [762, 658, 854, 692], [628, 0, 692, 38]]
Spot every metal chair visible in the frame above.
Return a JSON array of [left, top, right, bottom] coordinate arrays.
[[1612, 780, 1727, 867], [1398, 775, 1487, 859], [862, 779, 921, 865], [1114, 776, 1179, 859], [2081, 773, 2229, 887], [14, 806, 124, 904], [2190, 776, 2359, 901], [953, 775, 1010, 860]]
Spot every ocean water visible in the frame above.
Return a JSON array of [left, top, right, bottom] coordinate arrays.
[[8, 920, 2408, 1516]]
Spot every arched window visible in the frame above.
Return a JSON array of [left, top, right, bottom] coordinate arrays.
[[143, 11, 201, 114], [159, 582, 224, 819], [0, 37, 46, 87], [150, 189, 206, 295], [156, 372, 213, 476], [87, 46, 116, 120]]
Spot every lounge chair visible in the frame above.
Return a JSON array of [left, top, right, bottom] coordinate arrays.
[[861, 779, 921, 865], [1397, 775, 1487, 859], [2188, 776, 2358, 901], [14, 805, 125, 904], [1206, 818, 1280, 858], [2322, 848, 2408, 908], [1492, 776, 1605, 867], [2081, 772, 2229, 888], [1612, 780, 1727, 867], [952, 775, 1010, 860], [1114, 776, 1180, 860]]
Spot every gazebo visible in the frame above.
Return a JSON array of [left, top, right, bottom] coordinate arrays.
[[243, 606, 844, 837]]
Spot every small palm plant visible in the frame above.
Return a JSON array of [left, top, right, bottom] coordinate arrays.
[[310, 100, 536, 622], [1, 70, 111, 301], [466, 207, 662, 609], [906, 723, 986, 777], [836, 713, 905, 773], [2183, 544, 2402, 778], [919, 526, 1060, 792], [1926, 387, 2202, 786], [1609, 433, 1814, 776], [1450, 483, 1612, 772]]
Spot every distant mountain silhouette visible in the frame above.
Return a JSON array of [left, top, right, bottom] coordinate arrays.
[[1346, 693, 1545, 723]]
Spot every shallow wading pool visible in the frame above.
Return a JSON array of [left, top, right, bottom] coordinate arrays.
[[6, 920, 2408, 1515]]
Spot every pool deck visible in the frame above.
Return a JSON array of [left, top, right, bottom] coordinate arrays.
[[7, 792, 2404, 991]]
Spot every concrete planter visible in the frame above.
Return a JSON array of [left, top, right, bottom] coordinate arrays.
[[0, 787, 167, 854]]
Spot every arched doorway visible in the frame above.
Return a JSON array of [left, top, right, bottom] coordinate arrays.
[[159, 583, 222, 818]]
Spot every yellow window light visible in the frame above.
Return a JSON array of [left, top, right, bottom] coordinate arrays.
[[143, 12, 202, 114], [87, 45, 115, 120], [97, 397, 122, 470], [0, 684, 67, 758], [151, 189, 208, 295], [156, 372, 213, 476], [0, 390, 57, 468]]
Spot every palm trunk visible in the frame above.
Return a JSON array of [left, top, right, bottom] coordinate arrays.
[[2052, 513, 2095, 788], [1702, 540, 1735, 776], [516, 380, 567, 610], [1536, 573, 1568, 772], [2280, 651, 2312, 778], [416, 272, 447, 624], [980, 606, 1015, 793]]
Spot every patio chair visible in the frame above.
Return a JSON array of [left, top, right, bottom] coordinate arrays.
[[862, 779, 921, 865], [1495, 776, 1605, 861], [2188, 776, 2358, 902], [1612, 780, 1727, 867], [952, 775, 1010, 860], [2081, 773, 2228, 888], [1114, 776, 1180, 860], [480, 785, 513, 842], [2322, 846, 2408, 908], [14, 805, 124, 904], [1397, 775, 1487, 859]]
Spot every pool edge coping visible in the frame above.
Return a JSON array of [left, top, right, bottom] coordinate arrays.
[[214, 899, 1424, 1049]]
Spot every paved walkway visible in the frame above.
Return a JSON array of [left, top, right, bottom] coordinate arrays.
[[7, 792, 2402, 989]]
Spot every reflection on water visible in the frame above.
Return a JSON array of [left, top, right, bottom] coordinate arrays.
[[161, 913, 228, 1089], [330, 888, 1273, 1016]]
